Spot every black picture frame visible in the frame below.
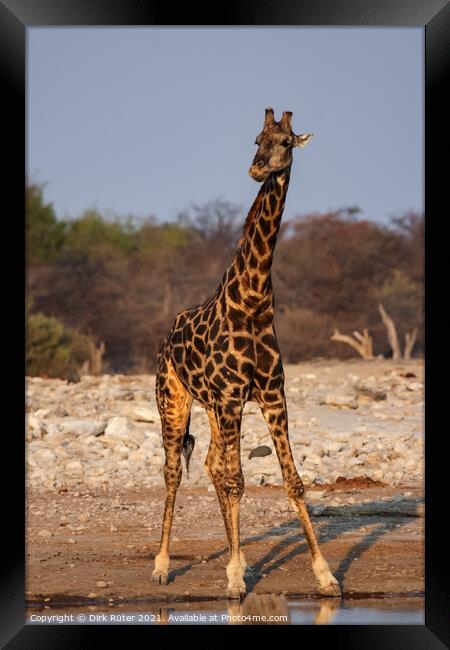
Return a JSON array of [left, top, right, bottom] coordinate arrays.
[[3, 0, 449, 646]]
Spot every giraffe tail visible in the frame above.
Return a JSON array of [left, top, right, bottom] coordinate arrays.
[[181, 414, 195, 476]]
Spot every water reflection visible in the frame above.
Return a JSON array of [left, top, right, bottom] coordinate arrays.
[[226, 594, 341, 625], [26, 594, 424, 626]]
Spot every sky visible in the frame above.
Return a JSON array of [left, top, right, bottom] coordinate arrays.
[[27, 27, 423, 225]]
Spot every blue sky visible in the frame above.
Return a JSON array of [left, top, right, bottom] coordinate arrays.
[[27, 27, 423, 224]]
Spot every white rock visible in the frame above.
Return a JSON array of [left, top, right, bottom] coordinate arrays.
[[307, 491, 325, 500], [57, 418, 107, 438], [87, 460, 110, 476], [349, 437, 365, 451], [123, 406, 158, 422], [64, 460, 84, 477], [332, 432, 351, 442], [322, 394, 358, 409], [30, 409, 49, 421], [361, 452, 383, 465], [27, 415, 46, 439], [348, 457, 364, 466], [393, 441, 408, 454], [302, 454, 323, 466], [142, 431, 161, 445], [322, 441, 344, 454], [129, 448, 149, 464], [104, 416, 128, 435], [407, 382, 423, 391], [112, 444, 130, 460], [34, 448, 57, 466], [104, 417, 145, 448], [300, 470, 316, 485]]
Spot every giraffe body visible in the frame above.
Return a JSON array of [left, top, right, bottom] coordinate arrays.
[[152, 109, 341, 599]]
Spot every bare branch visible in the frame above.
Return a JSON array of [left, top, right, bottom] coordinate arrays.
[[404, 328, 418, 360], [378, 303, 401, 360], [352, 331, 365, 343], [330, 328, 374, 359], [80, 340, 106, 376]]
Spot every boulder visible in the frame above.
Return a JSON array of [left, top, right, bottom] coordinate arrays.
[[355, 384, 387, 401], [321, 394, 358, 409], [103, 416, 145, 448], [248, 445, 272, 459], [57, 418, 107, 438], [27, 414, 46, 439], [407, 382, 424, 392], [122, 405, 158, 422], [64, 460, 84, 477], [34, 448, 57, 466]]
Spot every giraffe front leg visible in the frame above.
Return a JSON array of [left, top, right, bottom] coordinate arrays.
[[258, 391, 341, 597], [215, 402, 247, 600], [226, 487, 247, 600], [289, 497, 341, 596], [225, 493, 247, 600]]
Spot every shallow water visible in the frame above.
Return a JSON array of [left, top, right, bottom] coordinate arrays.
[[288, 600, 424, 625], [27, 596, 424, 625]]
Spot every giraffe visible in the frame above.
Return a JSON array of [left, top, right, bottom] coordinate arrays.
[[151, 107, 341, 599]]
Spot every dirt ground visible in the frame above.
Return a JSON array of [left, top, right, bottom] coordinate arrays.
[[26, 479, 424, 618]]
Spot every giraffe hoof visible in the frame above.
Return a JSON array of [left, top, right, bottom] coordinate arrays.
[[152, 572, 168, 586], [226, 585, 246, 600], [318, 581, 342, 597]]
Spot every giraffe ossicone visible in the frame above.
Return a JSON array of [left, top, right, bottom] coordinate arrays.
[[152, 108, 341, 600]]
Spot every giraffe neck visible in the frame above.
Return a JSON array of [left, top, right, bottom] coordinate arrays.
[[226, 166, 291, 314]]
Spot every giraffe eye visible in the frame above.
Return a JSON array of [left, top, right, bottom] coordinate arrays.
[[282, 139, 291, 147]]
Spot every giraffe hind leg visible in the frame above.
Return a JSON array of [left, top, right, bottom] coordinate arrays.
[[152, 356, 192, 585]]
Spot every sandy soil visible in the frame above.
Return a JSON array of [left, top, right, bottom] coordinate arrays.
[[26, 481, 424, 616]]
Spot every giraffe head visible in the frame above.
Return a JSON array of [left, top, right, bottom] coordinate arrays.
[[248, 108, 313, 182]]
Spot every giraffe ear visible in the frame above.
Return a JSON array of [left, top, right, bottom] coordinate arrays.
[[293, 133, 314, 148]]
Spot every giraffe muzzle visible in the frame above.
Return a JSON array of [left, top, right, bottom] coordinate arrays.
[[248, 161, 270, 182]]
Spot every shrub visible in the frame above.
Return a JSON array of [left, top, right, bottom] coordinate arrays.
[[26, 311, 93, 378], [26, 183, 66, 264]]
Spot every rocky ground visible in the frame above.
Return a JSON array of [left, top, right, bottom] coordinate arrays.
[[26, 481, 424, 618], [25, 359, 424, 620], [26, 359, 424, 491]]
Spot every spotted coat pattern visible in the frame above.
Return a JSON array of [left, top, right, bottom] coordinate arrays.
[[152, 110, 341, 600]]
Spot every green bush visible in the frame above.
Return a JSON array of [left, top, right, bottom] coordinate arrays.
[[377, 269, 423, 322], [26, 183, 66, 263], [63, 210, 138, 259], [26, 311, 93, 378]]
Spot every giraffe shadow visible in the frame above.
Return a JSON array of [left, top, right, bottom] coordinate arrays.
[[242, 515, 404, 593], [166, 497, 422, 591]]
